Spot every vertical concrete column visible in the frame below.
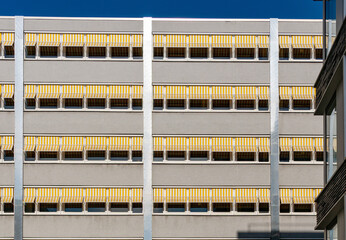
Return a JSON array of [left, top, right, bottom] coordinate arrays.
[[14, 16, 24, 240], [143, 17, 153, 240], [269, 18, 280, 240]]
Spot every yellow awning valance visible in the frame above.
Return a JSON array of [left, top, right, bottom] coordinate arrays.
[[258, 35, 269, 48], [108, 137, 130, 150], [3, 85, 14, 98], [153, 188, 164, 202], [24, 188, 36, 203], [166, 35, 187, 47], [211, 137, 232, 152], [109, 188, 130, 202], [292, 87, 315, 100], [211, 86, 232, 99], [153, 35, 164, 47], [212, 189, 232, 202], [153, 137, 164, 151], [132, 35, 143, 47], [61, 137, 83, 151], [109, 34, 130, 47], [85, 85, 107, 98], [166, 137, 187, 151], [315, 138, 324, 152], [279, 86, 290, 100], [166, 86, 186, 99], [211, 35, 232, 48], [235, 137, 257, 152], [25, 33, 37, 46], [24, 136, 35, 151], [166, 188, 187, 202], [314, 35, 323, 49], [189, 35, 209, 48], [189, 137, 210, 151], [153, 86, 164, 99], [280, 138, 290, 151], [85, 188, 107, 202], [62, 34, 84, 46], [132, 86, 143, 99], [86, 34, 107, 47], [85, 137, 107, 150], [292, 35, 313, 48], [280, 189, 291, 204], [235, 189, 257, 203], [292, 188, 314, 203], [235, 86, 256, 99], [258, 86, 269, 100], [2, 136, 13, 150], [38, 33, 60, 46], [132, 137, 143, 151], [62, 85, 84, 98], [61, 188, 84, 203], [109, 85, 130, 99], [2, 188, 13, 203], [258, 138, 270, 152], [292, 138, 314, 151], [259, 189, 270, 202], [37, 85, 60, 98], [37, 136, 60, 151], [235, 35, 256, 48], [132, 188, 143, 203], [279, 36, 290, 48], [315, 188, 322, 198], [25, 85, 36, 98], [3, 33, 14, 46], [37, 188, 59, 203], [189, 188, 210, 202], [189, 86, 209, 99]]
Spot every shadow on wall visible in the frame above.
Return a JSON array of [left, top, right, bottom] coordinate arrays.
[[237, 231, 323, 239]]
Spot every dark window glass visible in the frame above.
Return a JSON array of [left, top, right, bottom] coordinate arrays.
[[40, 46, 58, 58], [153, 151, 164, 162], [4, 98, 14, 109], [87, 99, 106, 109], [153, 99, 163, 110], [4, 150, 14, 161], [167, 48, 185, 58], [64, 203, 83, 212], [64, 151, 83, 161], [167, 151, 185, 161], [259, 100, 269, 111], [259, 152, 269, 162], [293, 151, 312, 161], [316, 151, 323, 161], [190, 151, 208, 161], [293, 100, 311, 110], [237, 203, 255, 212], [213, 203, 231, 212], [189, 99, 208, 109], [110, 151, 129, 161], [259, 203, 269, 213], [132, 203, 142, 213], [280, 151, 290, 162], [236, 48, 255, 59], [87, 202, 105, 212], [279, 48, 289, 60], [25, 98, 36, 109], [167, 99, 185, 109], [237, 152, 255, 161], [25, 151, 35, 161], [190, 48, 208, 58], [26, 46, 36, 58], [111, 47, 128, 58], [4, 203, 14, 213], [132, 151, 142, 162], [110, 202, 129, 212], [39, 99, 58, 109], [294, 204, 312, 212], [64, 99, 82, 109], [25, 203, 35, 213], [39, 152, 58, 160], [39, 203, 57, 212], [167, 203, 185, 212], [87, 151, 106, 160], [4, 46, 14, 58], [212, 152, 231, 161], [65, 47, 83, 58], [153, 203, 163, 213], [110, 99, 129, 109], [315, 49, 323, 60], [293, 48, 311, 59], [88, 47, 106, 58], [132, 99, 142, 110], [280, 204, 290, 213], [236, 100, 255, 110], [279, 99, 289, 111], [212, 100, 231, 110], [259, 48, 268, 60], [133, 47, 143, 59], [190, 203, 208, 212], [153, 47, 163, 59], [212, 48, 231, 59]]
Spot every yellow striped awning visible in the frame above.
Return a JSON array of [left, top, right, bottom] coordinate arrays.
[[189, 86, 210, 99], [166, 86, 186, 99], [153, 137, 164, 151], [153, 35, 164, 47], [2, 85, 14, 98], [85, 85, 107, 98], [211, 86, 232, 99], [2, 136, 13, 150], [38, 33, 60, 46], [153, 188, 164, 202], [2, 188, 13, 203], [37, 188, 59, 203], [235, 138, 257, 152], [62, 34, 84, 46], [166, 35, 187, 47], [25, 85, 36, 98], [189, 35, 209, 48], [37, 136, 60, 151], [3, 33, 14, 46], [279, 36, 290, 48], [85, 188, 107, 202], [211, 35, 232, 48], [109, 188, 130, 202], [292, 36, 313, 48], [166, 137, 187, 151], [25, 33, 37, 46], [85, 137, 107, 150], [108, 137, 130, 150], [109, 34, 130, 47], [258, 138, 270, 152], [153, 86, 164, 99], [292, 138, 314, 151], [24, 136, 36, 151], [235, 86, 256, 99], [292, 189, 314, 203], [132, 35, 143, 47], [258, 189, 270, 202], [280, 189, 291, 204], [314, 36, 323, 49], [189, 137, 210, 151], [258, 35, 269, 48], [132, 86, 143, 99], [24, 188, 36, 203], [86, 34, 107, 47], [280, 138, 290, 151], [132, 188, 143, 202], [258, 86, 269, 100], [212, 189, 232, 202], [211, 137, 232, 152], [62, 85, 84, 98], [166, 188, 187, 203], [292, 87, 315, 100], [109, 85, 130, 99], [61, 137, 83, 151], [235, 35, 256, 48], [132, 137, 143, 151], [315, 189, 323, 198], [61, 188, 84, 203], [280, 86, 290, 100], [315, 138, 324, 152], [189, 188, 210, 202], [235, 189, 257, 203], [37, 85, 60, 98]]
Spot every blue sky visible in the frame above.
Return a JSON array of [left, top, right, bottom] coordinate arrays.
[[4, 0, 323, 19]]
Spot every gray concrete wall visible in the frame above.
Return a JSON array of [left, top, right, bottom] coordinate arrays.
[[0, 61, 15, 82], [0, 164, 14, 186], [0, 112, 14, 134], [279, 164, 324, 188], [0, 18, 14, 31], [0, 216, 13, 238], [279, 215, 322, 233], [279, 62, 323, 85], [278, 20, 323, 34], [279, 112, 323, 136]]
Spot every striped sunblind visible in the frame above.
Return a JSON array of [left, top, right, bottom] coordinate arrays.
[[153, 137, 164, 151], [315, 188, 323, 198], [258, 189, 270, 203], [24, 85, 36, 98], [291, 36, 313, 48], [235, 86, 256, 99], [132, 188, 143, 202], [153, 35, 164, 47], [166, 137, 187, 151], [292, 138, 314, 151], [211, 35, 232, 48], [315, 138, 324, 152], [132, 86, 143, 99], [61, 188, 84, 203], [189, 137, 210, 151], [292, 189, 314, 203], [211, 86, 232, 99], [62, 34, 84, 46], [85, 137, 107, 150], [2, 136, 13, 150], [279, 36, 290, 48], [3, 33, 14, 46], [212, 189, 232, 202], [85, 85, 107, 98], [153, 86, 164, 99], [132, 137, 143, 151], [257, 35, 269, 48], [153, 188, 164, 202], [24, 188, 36, 203], [258, 138, 270, 152], [25, 33, 37, 46], [166, 35, 187, 47], [235, 35, 256, 48], [258, 86, 269, 99], [235, 138, 257, 152], [108, 137, 130, 150], [38, 33, 60, 46], [235, 189, 257, 203], [279, 86, 291, 99], [61, 85, 84, 98], [166, 188, 187, 202], [24, 136, 36, 151], [85, 188, 107, 202], [314, 36, 323, 49], [61, 137, 83, 151], [189, 86, 210, 99], [109, 85, 130, 99], [166, 86, 186, 99], [37, 137, 59, 151], [108, 188, 130, 202], [37, 85, 60, 98], [189, 35, 209, 47], [132, 35, 143, 47], [189, 188, 210, 202], [292, 87, 315, 100], [109, 34, 131, 47], [280, 189, 291, 204], [86, 34, 107, 47], [280, 138, 291, 151], [2, 188, 13, 203], [37, 188, 59, 203], [211, 137, 232, 152], [2, 85, 14, 98]]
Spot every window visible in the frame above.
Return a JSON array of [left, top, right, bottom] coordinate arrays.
[[167, 203, 185, 212], [292, 100, 311, 110], [190, 48, 208, 59], [25, 151, 35, 161], [132, 47, 143, 59], [293, 49, 311, 59], [4, 150, 14, 161], [190, 203, 208, 212], [64, 203, 83, 212], [236, 48, 255, 59], [259, 48, 268, 60], [259, 152, 269, 162], [153, 99, 163, 110], [4, 46, 14, 58], [316, 151, 323, 161], [237, 203, 255, 212], [110, 202, 129, 212], [190, 151, 208, 161], [25, 203, 35, 213], [39, 203, 57, 212], [167, 151, 185, 161], [87, 151, 106, 160], [39, 99, 58, 109], [279, 100, 289, 111], [279, 48, 289, 60], [111, 47, 129, 58], [237, 152, 255, 161], [64, 152, 83, 161], [65, 47, 83, 58], [154, 47, 163, 59], [110, 99, 129, 109], [4, 98, 14, 109], [213, 203, 231, 212], [259, 203, 269, 213], [212, 48, 231, 59], [293, 151, 311, 161], [64, 99, 82, 109], [88, 47, 106, 58], [315, 49, 323, 60], [87, 99, 106, 109], [236, 100, 255, 110], [212, 152, 231, 161], [153, 151, 164, 162], [153, 203, 163, 213], [189, 99, 209, 109], [40, 46, 58, 58], [167, 48, 185, 58], [26, 46, 36, 58], [25, 99, 36, 109], [258, 100, 269, 111], [212, 100, 231, 110], [39, 152, 58, 161], [132, 99, 142, 110], [87, 202, 105, 212], [110, 151, 129, 161], [280, 204, 290, 213], [293, 204, 312, 212], [167, 99, 185, 109], [132, 203, 142, 213], [132, 151, 142, 162], [3, 203, 14, 213], [280, 151, 290, 162]]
